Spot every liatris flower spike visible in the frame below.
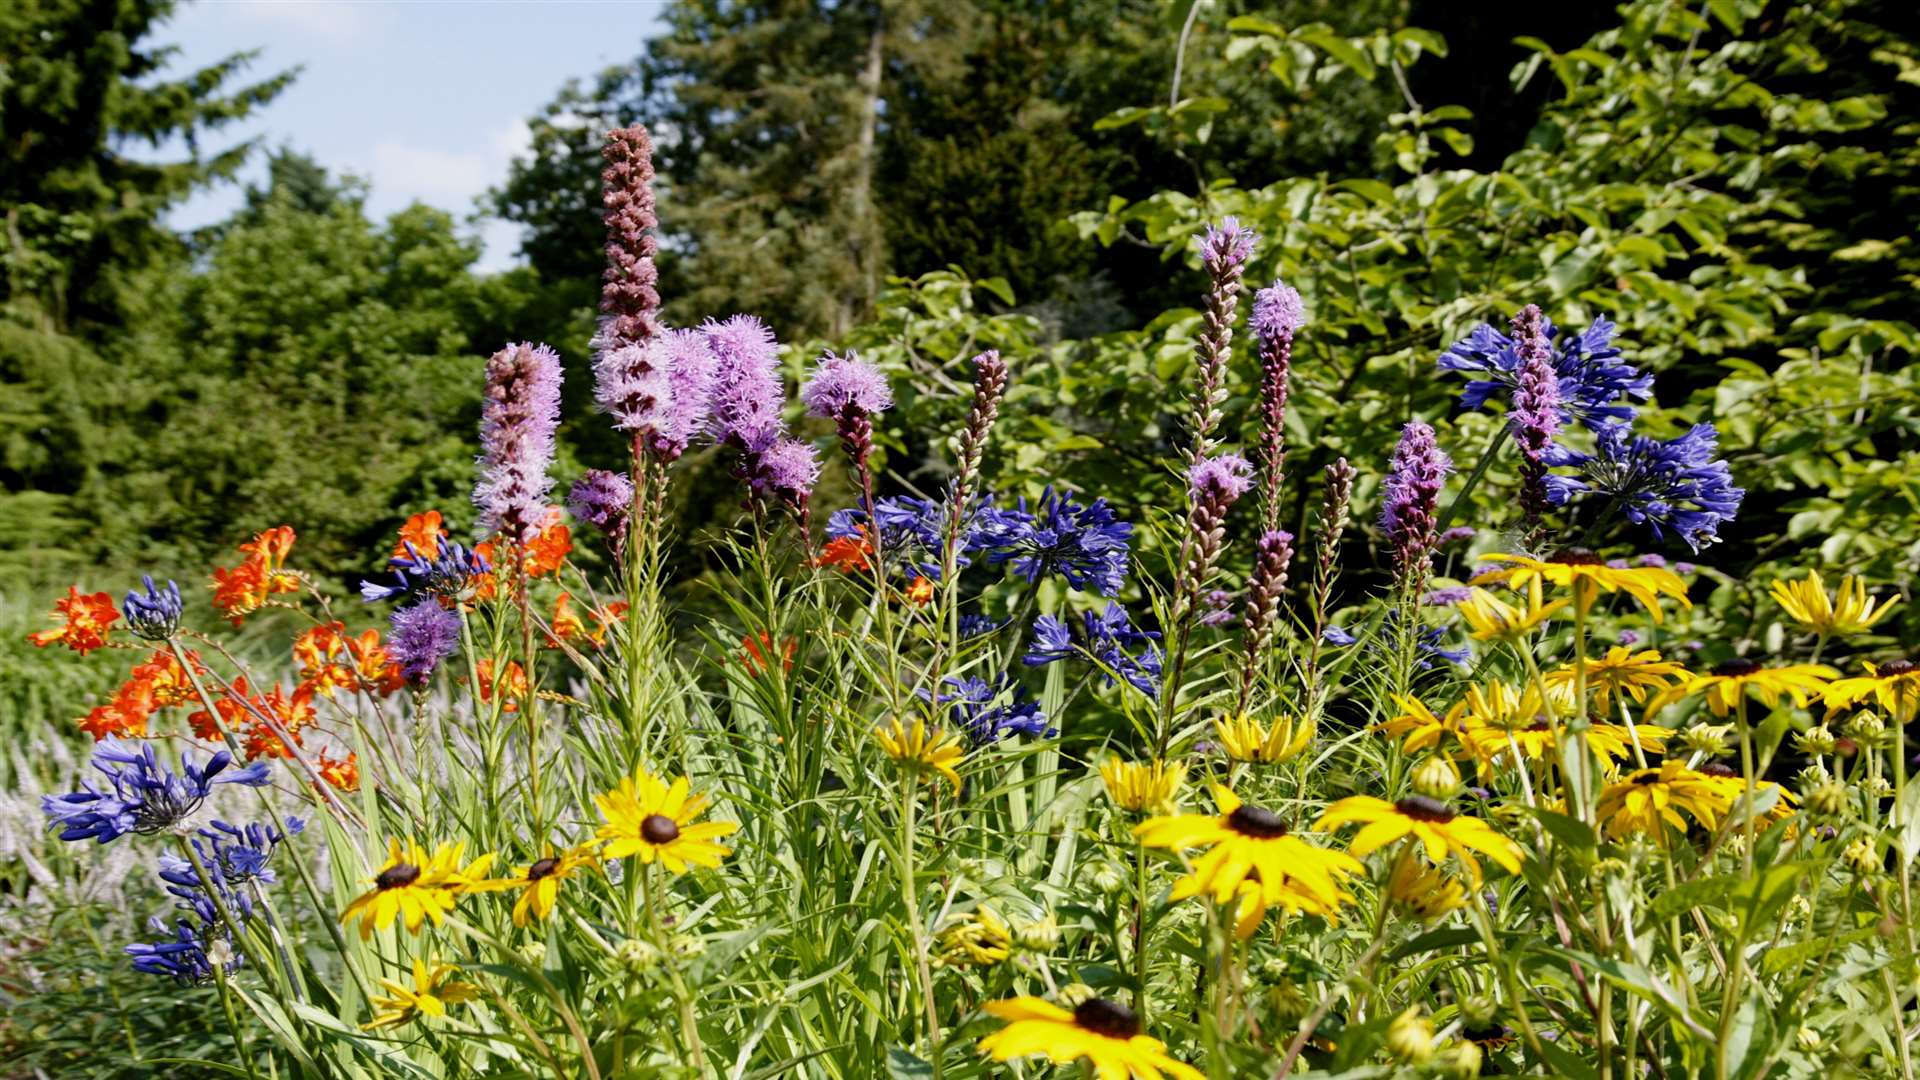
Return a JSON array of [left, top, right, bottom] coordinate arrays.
[[1251, 280, 1303, 533], [1439, 310, 1652, 429], [704, 314, 786, 454], [1187, 218, 1257, 462], [802, 349, 893, 467], [1508, 304, 1561, 526], [42, 740, 271, 844], [568, 469, 636, 542], [1380, 422, 1451, 587], [475, 342, 564, 546], [596, 123, 660, 355], [388, 601, 463, 685], [123, 575, 183, 641]]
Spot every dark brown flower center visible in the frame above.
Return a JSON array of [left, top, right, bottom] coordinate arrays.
[[1073, 998, 1142, 1040], [1550, 547, 1605, 566], [528, 857, 560, 880], [1700, 762, 1736, 778], [1881, 659, 1917, 677], [376, 863, 421, 890], [1226, 804, 1289, 839], [1712, 658, 1764, 678], [1632, 771, 1664, 786], [641, 814, 681, 844], [1525, 719, 1551, 732], [1395, 794, 1457, 823]]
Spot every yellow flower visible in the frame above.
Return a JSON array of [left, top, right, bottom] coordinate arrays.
[[339, 839, 497, 939], [1474, 551, 1691, 622], [1456, 579, 1565, 640], [934, 906, 1012, 967], [594, 768, 737, 873], [492, 844, 599, 927], [1314, 795, 1523, 885], [1544, 647, 1687, 713], [1133, 785, 1363, 918], [1825, 659, 1920, 724], [1645, 657, 1838, 719], [872, 717, 966, 792], [1099, 758, 1186, 813], [1694, 762, 1797, 824], [1214, 712, 1314, 764], [977, 996, 1204, 1080], [1387, 857, 1467, 924], [1458, 716, 1668, 770], [362, 958, 479, 1029], [1594, 760, 1733, 839], [1377, 693, 1469, 754], [1771, 571, 1900, 636]]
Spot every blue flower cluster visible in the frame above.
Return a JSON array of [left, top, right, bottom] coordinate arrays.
[[360, 539, 492, 603], [42, 741, 272, 844], [930, 674, 1053, 744], [1544, 422, 1744, 552], [1438, 314, 1652, 430], [1324, 612, 1471, 670], [122, 575, 183, 641], [826, 488, 1133, 596], [131, 817, 300, 984], [1024, 603, 1164, 697]]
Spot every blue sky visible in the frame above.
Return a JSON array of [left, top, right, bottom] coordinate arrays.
[[151, 1, 668, 271]]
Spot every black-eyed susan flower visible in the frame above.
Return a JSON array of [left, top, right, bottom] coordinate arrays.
[[1474, 550, 1690, 622], [361, 958, 479, 1029], [1387, 857, 1467, 923], [1314, 795, 1523, 884], [1694, 761, 1796, 823], [934, 906, 1012, 967], [339, 839, 497, 939], [1771, 571, 1900, 636], [594, 768, 737, 873], [1133, 785, 1363, 916], [872, 717, 965, 792], [977, 996, 1204, 1080], [493, 844, 599, 927], [1644, 657, 1838, 718], [1593, 760, 1733, 839], [1455, 579, 1565, 641], [1213, 712, 1313, 764], [1544, 647, 1687, 713], [1825, 659, 1920, 723], [1099, 757, 1186, 813], [1378, 693, 1469, 754]]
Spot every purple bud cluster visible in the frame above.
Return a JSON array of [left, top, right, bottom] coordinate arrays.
[[1379, 422, 1451, 587], [597, 124, 661, 355], [1250, 281, 1303, 534]]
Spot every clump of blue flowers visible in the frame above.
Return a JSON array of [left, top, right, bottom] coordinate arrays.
[[1545, 422, 1744, 551], [42, 740, 272, 844], [930, 674, 1053, 744], [122, 575, 183, 641], [361, 540, 492, 602], [1439, 313, 1652, 430], [1024, 602, 1163, 696], [130, 818, 300, 984], [993, 488, 1132, 597]]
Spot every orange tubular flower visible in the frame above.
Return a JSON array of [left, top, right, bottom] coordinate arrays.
[[317, 751, 361, 793], [905, 576, 935, 606], [27, 586, 120, 655], [242, 682, 317, 761], [344, 630, 407, 696], [394, 510, 448, 560], [814, 527, 874, 573], [741, 632, 797, 676], [211, 526, 301, 623], [522, 511, 572, 577], [476, 660, 528, 712], [79, 677, 158, 740], [295, 622, 357, 697], [134, 649, 205, 708]]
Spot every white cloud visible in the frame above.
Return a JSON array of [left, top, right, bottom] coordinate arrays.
[[357, 119, 530, 211]]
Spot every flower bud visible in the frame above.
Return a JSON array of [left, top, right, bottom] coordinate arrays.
[[1805, 782, 1851, 820], [1458, 996, 1499, 1028], [1844, 836, 1881, 877], [1438, 1039, 1484, 1079], [1795, 1026, 1822, 1052], [519, 941, 548, 966], [1090, 861, 1128, 895], [1015, 914, 1061, 953], [1386, 1007, 1436, 1063], [1411, 756, 1461, 799], [616, 938, 659, 971], [1265, 980, 1310, 1026], [1679, 724, 1732, 758], [1057, 983, 1097, 1008], [1796, 725, 1837, 757], [1843, 712, 1885, 742]]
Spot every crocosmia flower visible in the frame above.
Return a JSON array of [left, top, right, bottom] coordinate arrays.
[[28, 585, 121, 655]]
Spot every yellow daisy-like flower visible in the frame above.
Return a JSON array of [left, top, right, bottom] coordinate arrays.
[[1694, 761, 1797, 824], [1544, 647, 1688, 713], [1314, 795, 1523, 885], [1456, 578, 1566, 641], [934, 906, 1012, 967], [1387, 857, 1467, 924], [1377, 693, 1469, 754], [1099, 758, 1187, 813], [1458, 715, 1668, 769], [1474, 551, 1690, 622], [492, 844, 599, 927], [1644, 657, 1838, 719], [871, 717, 966, 792], [1771, 571, 1900, 636], [594, 768, 738, 873], [362, 958, 479, 1030], [339, 839, 497, 939], [1213, 712, 1314, 764], [977, 996, 1204, 1080], [1133, 785, 1363, 917], [1825, 659, 1920, 724], [1594, 760, 1734, 839]]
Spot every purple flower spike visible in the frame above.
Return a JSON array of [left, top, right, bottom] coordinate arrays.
[[801, 350, 892, 420], [388, 601, 463, 685], [597, 125, 660, 355], [1380, 421, 1452, 585], [593, 328, 716, 460], [1188, 454, 1255, 505], [704, 315, 786, 453], [568, 469, 634, 538], [1251, 282, 1305, 343], [475, 342, 564, 545], [753, 438, 821, 502], [1199, 216, 1256, 277]]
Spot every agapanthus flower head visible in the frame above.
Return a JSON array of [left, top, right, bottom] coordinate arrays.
[[123, 576, 183, 641], [1251, 281, 1305, 343], [127, 915, 238, 985], [802, 350, 893, 420], [361, 540, 491, 603], [1188, 453, 1255, 506], [158, 817, 302, 923], [929, 674, 1053, 744], [1439, 312, 1652, 430], [1199, 216, 1256, 278], [1024, 603, 1163, 696], [752, 438, 821, 503], [994, 489, 1133, 597], [42, 740, 271, 844], [388, 601, 463, 685], [1380, 421, 1452, 580], [826, 494, 1023, 581], [1545, 422, 1743, 551], [703, 315, 786, 453], [475, 342, 564, 544]]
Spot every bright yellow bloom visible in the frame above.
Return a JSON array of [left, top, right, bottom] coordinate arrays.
[[1474, 551, 1690, 622], [1134, 785, 1363, 918], [594, 768, 737, 873], [1459, 716, 1668, 770], [1099, 758, 1186, 813], [1545, 647, 1688, 713], [872, 717, 966, 792], [491, 844, 599, 927], [934, 906, 1012, 967], [1694, 762, 1797, 824], [1825, 660, 1920, 724], [1771, 571, 1900, 636], [978, 996, 1204, 1080], [1594, 761, 1733, 839], [1645, 658, 1838, 719], [1314, 795, 1523, 884], [339, 839, 497, 939], [1377, 693, 1469, 754], [1456, 578, 1565, 640], [1214, 712, 1314, 764], [1388, 857, 1467, 924], [362, 958, 479, 1029]]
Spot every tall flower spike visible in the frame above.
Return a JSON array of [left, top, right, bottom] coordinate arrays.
[[752, 437, 821, 523], [944, 351, 1010, 576], [704, 315, 786, 454], [1380, 422, 1451, 589], [1179, 454, 1253, 619], [802, 349, 893, 466], [596, 124, 660, 356], [475, 342, 564, 546], [388, 602, 463, 686], [568, 469, 635, 546], [1251, 281, 1303, 535], [1508, 305, 1561, 527], [1187, 218, 1257, 463], [1235, 529, 1294, 716]]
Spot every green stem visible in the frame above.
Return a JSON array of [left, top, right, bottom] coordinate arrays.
[[644, 861, 709, 1077], [899, 777, 945, 1078], [1433, 424, 1510, 539]]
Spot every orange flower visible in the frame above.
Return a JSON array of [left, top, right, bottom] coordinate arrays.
[[78, 678, 157, 740], [211, 527, 301, 624], [476, 659, 528, 712], [547, 593, 627, 649], [814, 527, 874, 573], [133, 649, 205, 708], [468, 541, 501, 603], [523, 510, 572, 577], [294, 622, 358, 697], [589, 601, 628, 646], [244, 683, 316, 761], [316, 751, 361, 793], [741, 632, 797, 677], [343, 630, 407, 696], [905, 576, 935, 606], [27, 586, 120, 655], [394, 511, 448, 560]]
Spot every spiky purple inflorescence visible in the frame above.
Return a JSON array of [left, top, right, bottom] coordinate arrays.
[[1251, 281, 1302, 534], [1509, 305, 1563, 528], [1380, 421, 1452, 586], [752, 438, 821, 503], [388, 601, 462, 685], [704, 315, 786, 454], [1544, 422, 1743, 552], [1199, 217, 1256, 278], [1235, 529, 1295, 715], [597, 125, 660, 355], [1187, 454, 1255, 505], [593, 328, 716, 460], [475, 342, 564, 545], [1187, 219, 1257, 464], [803, 349, 892, 473], [1251, 282, 1305, 343], [944, 351, 1011, 576], [568, 469, 635, 541]]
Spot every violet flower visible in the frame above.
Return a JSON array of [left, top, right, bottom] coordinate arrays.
[[388, 601, 463, 685], [1379, 421, 1451, 586], [568, 469, 635, 541], [704, 315, 786, 454], [596, 124, 660, 355], [475, 342, 564, 545]]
